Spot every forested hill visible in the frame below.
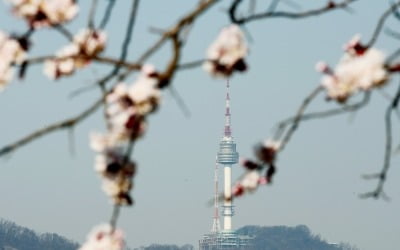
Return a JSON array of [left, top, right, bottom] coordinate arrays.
[[237, 225, 358, 250], [0, 219, 358, 250], [136, 225, 357, 250], [0, 219, 79, 250]]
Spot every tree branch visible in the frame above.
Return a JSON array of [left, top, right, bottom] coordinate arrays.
[[0, 98, 103, 157], [274, 86, 323, 152], [99, 0, 117, 29], [360, 81, 400, 199], [229, 0, 357, 25], [136, 0, 219, 64], [275, 91, 370, 137], [366, 1, 400, 48], [88, 0, 99, 29]]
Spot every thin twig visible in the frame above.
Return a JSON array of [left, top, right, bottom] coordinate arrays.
[[22, 55, 141, 70], [267, 0, 280, 13], [385, 47, 400, 65], [169, 86, 191, 118], [99, 0, 117, 29], [177, 59, 205, 70], [53, 25, 74, 41], [276, 86, 323, 152], [0, 98, 103, 157], [275, 92, 370, 136], [109, 204, 120, 229], [136, 0, 219, 64], [366, 1, 400, 48], [229, 0, 357, 25], [102, 0, 140, 86], [118, 0, 219, 81], [88, 0, 99, 29], [360, 81, 400, 199]]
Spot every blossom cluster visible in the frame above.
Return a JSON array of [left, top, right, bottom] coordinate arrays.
[[8, 0, 78, 28], [90, 65, 161, 205], [317, 35, 389, 103], [80, 224, 125, 250], [44, 28, 107, 79], [204, 24, 248, 77], [232, 140, 280, 198], [0, 31, 27, 91]]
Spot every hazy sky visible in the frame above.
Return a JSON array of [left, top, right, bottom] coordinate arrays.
[[1, 1, 400, 250]]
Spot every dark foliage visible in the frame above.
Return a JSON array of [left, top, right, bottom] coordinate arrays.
[[0, 219, 79, 250], [237, 225, 358, 250]]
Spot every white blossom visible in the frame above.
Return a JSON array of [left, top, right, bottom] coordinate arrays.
[[240, 171, 261, 192], [8, 0, 78, 28], [263, 139, 281, 152], [8, 0, 41, 18], [0, 31, 27, 90], [89, 65, 159, 205], [42, 0, 78, 25], [74, 28, 107, 56], [80, 224, 124, 250], [106, 84, 131, 116], [317, 35, 388, 103], [43, 44, 79, 79], [89, 132, 135, 205], [204, 24, 248, 77], [43, 29, 106, 79], [127, 65, 161, 115], [343, 34, 362, 55]]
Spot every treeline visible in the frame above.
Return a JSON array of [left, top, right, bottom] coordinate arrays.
[[0, 219, 79, 250], [136, 225, 358, 250], [237, 225, 359, 250]]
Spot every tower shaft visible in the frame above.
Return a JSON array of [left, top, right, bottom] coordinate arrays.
[[223, 165, 233, 230]]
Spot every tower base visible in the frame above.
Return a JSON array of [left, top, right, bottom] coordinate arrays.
[[199, 231, 252, 250]]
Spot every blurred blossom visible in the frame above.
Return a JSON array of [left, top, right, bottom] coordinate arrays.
[[204, 24, 248, 77], [80, 224, 124, 250], [44, 44, 78, 79], [0, 31, 27, 91], [105, 65, 160, 141], [255, 139, 280, 164], [44, 28, 106, 79], [127, 64, 161, 115], [42, 0, 78, 26], [343, 34, 367, 56], [232, 183, 244, 198], [90, 133, 135, 206], [240, 158, 260, 170], [8, 0, 78, 28], [74, 29, 107, 57], [317, 35, 388, 103], [240, 170, 261, 192], [90, 65, 160, 205]]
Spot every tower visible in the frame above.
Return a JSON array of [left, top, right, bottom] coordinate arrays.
[[217, 80, 239, 232], [199, 80, 250, 250]]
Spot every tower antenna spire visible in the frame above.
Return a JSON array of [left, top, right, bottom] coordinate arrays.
[[224, 79, 232, 137], [211, 158, 221, 233]]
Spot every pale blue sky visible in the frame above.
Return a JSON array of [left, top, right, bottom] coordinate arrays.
[[1, 1, 400, 250]]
